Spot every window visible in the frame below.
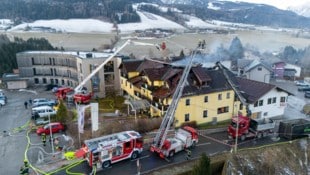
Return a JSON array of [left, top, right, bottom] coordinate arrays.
[[280, 97, 286, 103], [254, 101, 258, 107], [217, 106, 229, 114], [258, 66, 262, 71], [186, 99, 190, 106], [185, 113, 190, 122], [267, 98, 272, 104], [239, 104, 243, 110], [33, 68, 36, 75], [55, 79, 59, 84], [226, 92, 230, 99], [61, 79, 65, 85], [42, 78, 47, 84], [204, 96, 208, 103], [264, 112, 268, 116], [259, 100, 263, 106], [272, 97, 276, 103], [34, 78, 39, 84], [203, 110, 208, 118], [218, 94, 222, 100]]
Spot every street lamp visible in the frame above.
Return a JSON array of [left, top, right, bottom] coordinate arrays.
[[48, 114, 55, 154]]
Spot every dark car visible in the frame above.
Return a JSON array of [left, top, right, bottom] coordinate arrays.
[[298, 86, 310, 92], [45, 84, 60, 91], [305, 91, 310, 98]]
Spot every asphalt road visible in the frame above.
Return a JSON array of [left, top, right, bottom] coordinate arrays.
[[0, 87, 56, 174]]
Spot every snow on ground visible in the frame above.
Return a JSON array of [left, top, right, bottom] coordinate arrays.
[[183, 15, 218, 29], [7, 10, 185, 34], [0, 19, 14, 30], [118, 11, 185, 33], [8, 19, 114, 33], [208, 2, 221, 10]]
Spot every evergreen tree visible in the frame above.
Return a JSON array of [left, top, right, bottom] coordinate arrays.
[[55, 100, 68, 123], [192, 153, 211, 175], [229, 37, 244, 60]]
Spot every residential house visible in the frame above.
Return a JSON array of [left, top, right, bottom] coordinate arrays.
[[120, 59, 290, 126], [272, 61, 301, 80], [237, 59, 273, 83], [237, 78, 291, 119], [120, 59, 240, 126]]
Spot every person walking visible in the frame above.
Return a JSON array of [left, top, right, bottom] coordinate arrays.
[[24, 101, 28, 109], [41, 133, 46, 146]]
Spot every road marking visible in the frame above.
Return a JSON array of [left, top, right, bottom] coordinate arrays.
[[196, 142, 211, 146]]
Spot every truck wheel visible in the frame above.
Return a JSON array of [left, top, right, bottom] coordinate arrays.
[[169, 150, 175, 157], [131, 151, 139, 160], [240, 135, 246, 141], [102, 161, 111, 168]]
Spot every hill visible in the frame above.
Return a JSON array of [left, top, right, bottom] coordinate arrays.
[[1, 0, 310, 30]]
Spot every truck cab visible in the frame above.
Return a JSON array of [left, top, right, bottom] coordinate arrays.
[[228, 115, 275, 140]]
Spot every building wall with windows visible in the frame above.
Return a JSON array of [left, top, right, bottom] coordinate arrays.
[[249, 88, 288, 119], [174, 90, 238, 126], [16, 51, 121, 97]]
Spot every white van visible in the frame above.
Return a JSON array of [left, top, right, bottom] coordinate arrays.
[[32, 106, 56, 118]]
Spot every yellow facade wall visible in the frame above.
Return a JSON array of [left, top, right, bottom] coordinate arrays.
[[120, 77, 135, 97], [128, 72, 139, 79], [174, 90, 236, 127]]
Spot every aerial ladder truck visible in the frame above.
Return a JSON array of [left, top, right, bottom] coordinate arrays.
[[150, 47, 200, 159]]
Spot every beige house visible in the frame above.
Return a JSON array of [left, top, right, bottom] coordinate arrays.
[[16, 51, 122, 97]]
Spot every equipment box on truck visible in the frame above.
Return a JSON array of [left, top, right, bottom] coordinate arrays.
[[278, 119, 310, 140]]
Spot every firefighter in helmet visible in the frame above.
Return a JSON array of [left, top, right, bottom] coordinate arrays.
[[41, 133, 46, 146], [19, 159, 29, 175]]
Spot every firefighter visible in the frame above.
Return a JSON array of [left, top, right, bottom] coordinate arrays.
[[186, 149, 191, 160], [20, 160, 29, 175], [41, 133, 46, 146], [23, 159, 29, 169]]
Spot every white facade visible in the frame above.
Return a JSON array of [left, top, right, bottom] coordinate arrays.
[[248, 88, 288, 119], [245, 65, 271, 83], [285, 63, 301, 77]]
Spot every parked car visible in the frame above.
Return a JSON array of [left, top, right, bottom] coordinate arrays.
[[36, 122, 65, 135], [0, 98, 5, 107], [305, 91, 310, 98], [32, 98, 57, 107], [45, 84, 61, 91], [298, 86, 310, 92], [295, 80, 310, 86], [31, 106, 57, 118]]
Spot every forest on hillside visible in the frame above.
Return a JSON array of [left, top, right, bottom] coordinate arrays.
[[0, 35, 56, 75], [0, 0, 141, 24]]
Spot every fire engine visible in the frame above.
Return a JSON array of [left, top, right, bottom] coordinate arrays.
[[78, 130, 143, 169], [150, 45, 201, 159]]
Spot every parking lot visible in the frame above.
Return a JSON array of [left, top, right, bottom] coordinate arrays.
[[0, 86, 59, 174]]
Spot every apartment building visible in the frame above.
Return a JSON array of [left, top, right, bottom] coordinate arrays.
[[16, 51, 122, 97]]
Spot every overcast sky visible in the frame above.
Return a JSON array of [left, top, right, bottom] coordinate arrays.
[[227, 0, 309, 10]]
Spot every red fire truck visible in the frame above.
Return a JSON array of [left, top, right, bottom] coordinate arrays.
[[77, 130, 143, 169]]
